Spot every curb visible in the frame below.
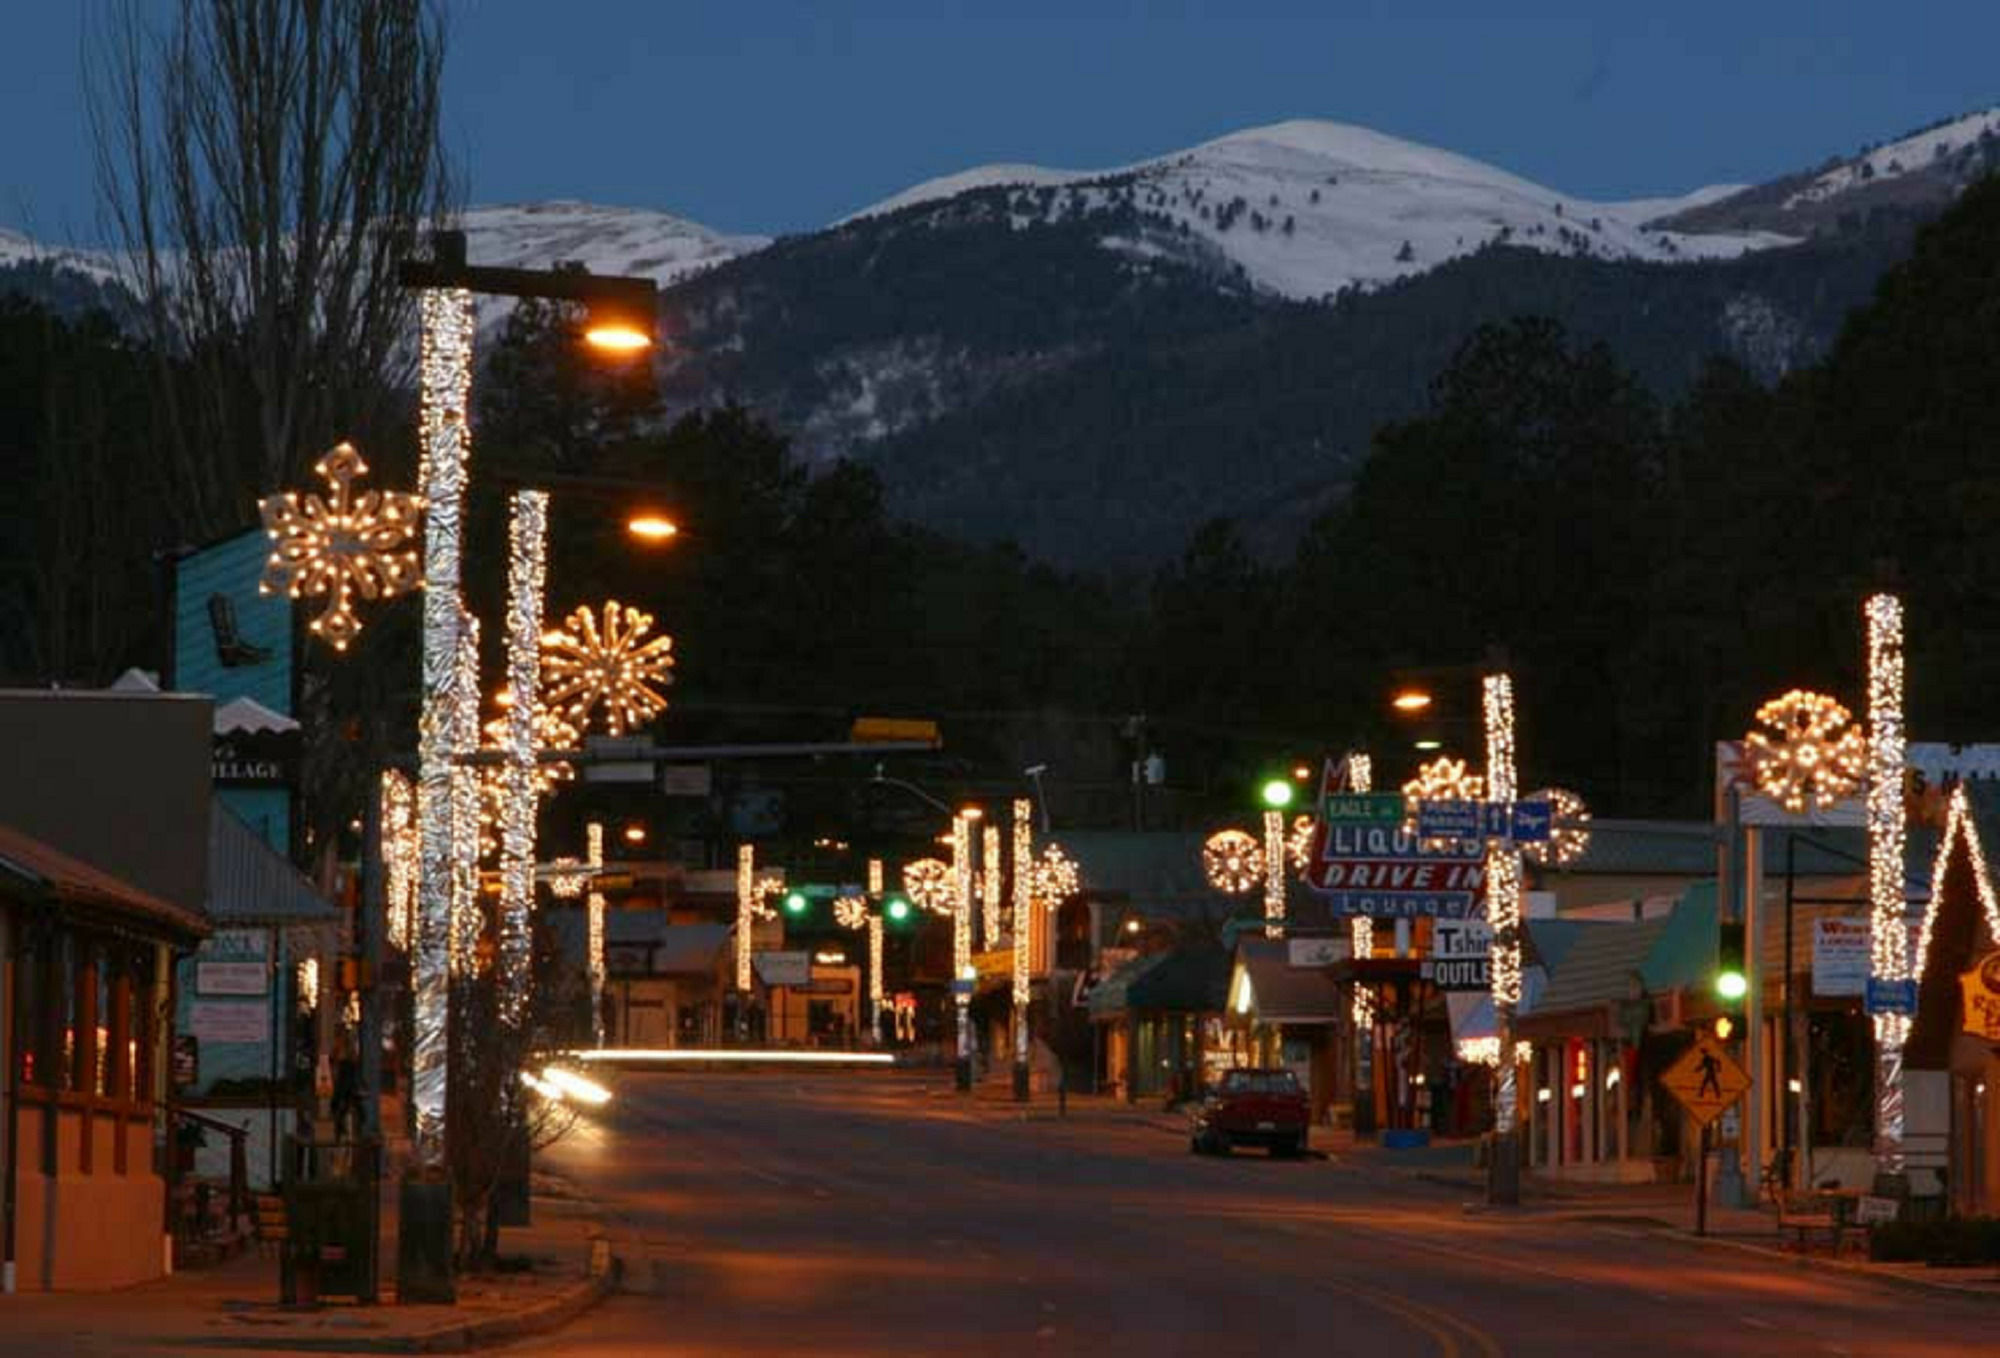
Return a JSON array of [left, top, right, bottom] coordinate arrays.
[[1662, 1226, 2000, 1303], [182, 1257, 623, 1353]]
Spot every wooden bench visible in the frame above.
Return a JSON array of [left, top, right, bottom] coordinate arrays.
[[1776, 1192, 1850, 1254]]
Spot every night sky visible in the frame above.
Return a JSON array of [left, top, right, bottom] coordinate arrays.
[[4, 1, 1995, 241]]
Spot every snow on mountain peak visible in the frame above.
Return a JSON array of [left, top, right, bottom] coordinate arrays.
[[461, 201, 767, 288], [838, 117, 1795, 301]]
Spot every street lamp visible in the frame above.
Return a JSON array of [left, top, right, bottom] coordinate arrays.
[[397, 229, 657, 1300], [625, 514, 680, 543]]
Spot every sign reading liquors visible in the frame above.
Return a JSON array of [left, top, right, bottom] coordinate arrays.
[[1304, 822, 1486, 918]]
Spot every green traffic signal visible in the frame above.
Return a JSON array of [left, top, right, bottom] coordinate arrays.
[[784, 891, 809, 916], [884, 895, 913, 924], [1715, 969, 1748, 1002], [1715, 919, 1747, 1003], [1260, 778, 1295, 810]]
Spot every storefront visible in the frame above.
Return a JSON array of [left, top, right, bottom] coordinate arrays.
[[3, 824, 208, 1290], [1089, 946, 1230, 1103], [1226, 938, 1347, 1124]]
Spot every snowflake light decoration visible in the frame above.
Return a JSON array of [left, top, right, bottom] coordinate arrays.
[[1522, 787, 1592, 868], [903, 858, 953, 914], [1031, 842, 1081, 905], [541, 600, 676, 737], [258, 441, 422, 650], [834, 895, 870, 930], [1402, 755, 1485, 806], [1202, 829, 1264, 894], [1745, 689, 1866, 813]]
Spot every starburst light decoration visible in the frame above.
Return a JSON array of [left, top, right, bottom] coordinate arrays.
[[258, 441, 422, 651], [1031, 843, 1080, 906], [541, 600, 676, 737], [1746, 689, 1867, 814], [1202, 829, 1264, 895], [1402, 756, 1485, 809], [835, 895, 870, 930], [1522, 787, 1592, 868], [903, 858, 953, 914]]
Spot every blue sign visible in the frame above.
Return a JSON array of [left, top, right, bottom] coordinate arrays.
[[1865, 977, 1918, 1015], [1412, 799, 1552, 844], [951, 977, 976, 998]]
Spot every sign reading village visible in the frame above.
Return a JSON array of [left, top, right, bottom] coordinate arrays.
[[1303, 820, 1487, 918]]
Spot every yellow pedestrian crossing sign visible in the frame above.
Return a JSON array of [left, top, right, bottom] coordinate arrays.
[[1661, 1033, 1749, 1127]]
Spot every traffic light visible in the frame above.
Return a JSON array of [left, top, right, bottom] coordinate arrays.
[[1259, 777, 1295, 810], [783, 890, 810, 917], [1713, 1015, 1735, 1041], [1715, 920, 1747, 1003], [883, 894, 913, 925]]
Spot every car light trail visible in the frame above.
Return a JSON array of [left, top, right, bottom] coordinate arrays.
[[570, 1048, 898, 1066]]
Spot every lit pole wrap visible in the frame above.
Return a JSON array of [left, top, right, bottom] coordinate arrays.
[[411, 285, 474, 1163], [736, 844, 756, 993], [867, 858, 886, 1043], [497, 490, 548, 1030], [1866, 593, 1907, 1175], [1484, 673, 1524, 1151], [1262, 809, 1286, 938], [587, 822, 606, 1047], [953, 814, 974, 1087], [1012, 798, 1034, 1095]]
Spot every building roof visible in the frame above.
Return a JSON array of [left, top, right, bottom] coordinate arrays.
[[206, 802, 339, 926], [0, 821, 209, 938], [213, 695, 299, 735], [1062, 831, 1280, 919], [1230, 936, 1344, 1024], [1087, 945, 1230, 1017], [1527, 917, 1673, 1017]]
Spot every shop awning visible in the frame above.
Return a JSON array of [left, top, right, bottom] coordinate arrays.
[[0, 820, 210, 940], [1228, 937, 1344, 1025]]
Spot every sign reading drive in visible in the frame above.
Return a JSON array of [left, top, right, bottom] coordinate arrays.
[[1303, 822, 1487, 918]]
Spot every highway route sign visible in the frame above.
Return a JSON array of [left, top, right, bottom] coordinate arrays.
[[1660, 1033, 1750, 1127]]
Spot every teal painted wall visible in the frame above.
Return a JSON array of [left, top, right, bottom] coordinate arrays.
[[173, 527, 292, 714], [218, 787, 291, 858]]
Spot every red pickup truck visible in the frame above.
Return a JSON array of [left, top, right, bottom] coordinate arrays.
[[1190, 1068, 1310, 1157]]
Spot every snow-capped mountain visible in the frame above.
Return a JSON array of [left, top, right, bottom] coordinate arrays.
[[459, 201, 765, 288], [837, 120, 1794, 301], [1650, 105, 2000, 238]]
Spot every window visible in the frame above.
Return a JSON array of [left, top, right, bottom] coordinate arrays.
[[1220, 1070, 1301, 1095]]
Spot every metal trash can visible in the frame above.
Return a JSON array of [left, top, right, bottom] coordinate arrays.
[[280, 1136, 380, 1305]]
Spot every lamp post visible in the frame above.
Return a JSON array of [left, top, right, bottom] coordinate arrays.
[[1011, 798, 1034, 1101], [1483, 670, 1524, 1206], [396, 231, 655, 1296], [952, 812, 976, 1091]]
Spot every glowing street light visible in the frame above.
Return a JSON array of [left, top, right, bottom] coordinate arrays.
[[1392, 690, 1434, 712], [1259, 778, 1295, 810], [625, 514, 679, 543]]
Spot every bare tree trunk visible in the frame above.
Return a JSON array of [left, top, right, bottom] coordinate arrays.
[[88, 0, 457, 545]]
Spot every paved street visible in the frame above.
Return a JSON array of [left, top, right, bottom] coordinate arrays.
[[518, 1070, 1996, 1357]]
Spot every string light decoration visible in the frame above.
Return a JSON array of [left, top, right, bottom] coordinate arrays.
[[1746, 689, 1867, 813], [297, 957, 320, 1013], [1202, 829, 1264, 894], [736, 844, 757, 992], [1263, 810, 1286, 938], [540, 600, 676, 737], [1865, 593, 1908, 1171], [1522, 787, 1592, 868], [544, 857, 588, 899], [480, 700, 578, 795], [1455, 1038, 1533, 1067], [835, 895, 870, 930], [868, 858, 885, 897], [1012, 799, 1033, 1018], [982, 824, 1004, 948], [381, 771, 417, 951], [1031, 842, 1081, 906], [1286, 814, 1318, 872], [868, 857, 887, 1041], [498, 491, 548, 1030], [586, 823, 605, 1046], [952, 815, 975, 1075], [412, 285, 473, 1163], [258, 441, 421, 650], [448, 612, 484, 978], [1915, 783, 2000, 984], [1346, 748, 1377, 1026], [903, 858, 953, 914], [1483, 672, 1524, 1145]]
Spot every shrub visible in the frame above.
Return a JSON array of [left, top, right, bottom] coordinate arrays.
[[1868, 1217, 2000, 1265]]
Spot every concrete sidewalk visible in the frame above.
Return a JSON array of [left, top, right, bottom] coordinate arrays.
[[1336, 1140, 2000, 1303], [0, 1183, 617, 1354]]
